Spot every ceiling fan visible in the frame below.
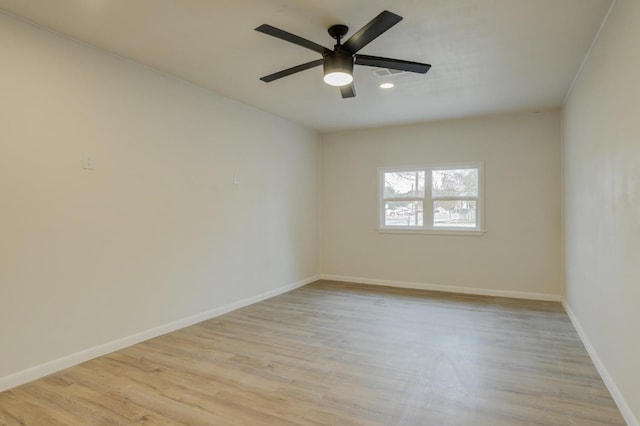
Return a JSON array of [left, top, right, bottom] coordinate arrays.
[[255, 10, 431, 98]]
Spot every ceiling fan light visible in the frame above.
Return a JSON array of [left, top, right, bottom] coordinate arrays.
[[323, 52, 354, 87], [324, 71, 353, 87]]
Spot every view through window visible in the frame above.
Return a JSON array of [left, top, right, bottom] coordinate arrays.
[[381, 164, 482, 232]]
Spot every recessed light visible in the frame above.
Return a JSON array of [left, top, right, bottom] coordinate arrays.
[[380, 83, 394, 89]]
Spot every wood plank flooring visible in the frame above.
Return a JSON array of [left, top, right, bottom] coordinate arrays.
[[0, 281, 626, 425]]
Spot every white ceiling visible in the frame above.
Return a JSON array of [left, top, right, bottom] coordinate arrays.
[[0, 0, 612, 132]]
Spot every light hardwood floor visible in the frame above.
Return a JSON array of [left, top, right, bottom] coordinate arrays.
[[0, 281, 625, 425]]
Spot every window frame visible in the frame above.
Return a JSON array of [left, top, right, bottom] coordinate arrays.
[[378, 162, 485, 236]]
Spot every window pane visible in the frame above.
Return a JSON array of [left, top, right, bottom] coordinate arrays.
[[385, 201, 423, 227], [432, 168, 478, 197], [433, 201, 476, 227], [384, 171, 425, 198]]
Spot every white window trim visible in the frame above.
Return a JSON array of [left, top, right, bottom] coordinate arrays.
[[378, 162, 485, 236]]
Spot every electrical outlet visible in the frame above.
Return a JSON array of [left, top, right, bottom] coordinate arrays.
[[83, 154, 95, 170]]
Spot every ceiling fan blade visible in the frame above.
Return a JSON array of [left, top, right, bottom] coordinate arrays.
[[341, 11, 403, 54], [355, 54, 431, 74], [340, 83, 356, 98], [255, 24, 331, 55], [259, 59, 324, 82]]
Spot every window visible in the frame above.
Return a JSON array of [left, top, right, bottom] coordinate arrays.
[[380, 163, 483, 234]]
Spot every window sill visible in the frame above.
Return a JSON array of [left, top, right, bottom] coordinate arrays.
[[378, 227, 486, 236]]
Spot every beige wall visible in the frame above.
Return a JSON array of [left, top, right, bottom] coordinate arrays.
[[320, 111, 561, 298], [0, 13, 319, 382], [563, 0, 640, 423]]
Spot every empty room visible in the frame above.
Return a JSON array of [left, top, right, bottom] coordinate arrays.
[[0, 0, 638, 425]]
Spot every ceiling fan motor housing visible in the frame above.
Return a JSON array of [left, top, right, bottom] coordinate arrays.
[[324, 52, 354, 76]]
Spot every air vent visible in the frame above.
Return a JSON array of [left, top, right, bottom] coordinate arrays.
[[372, 68, 407, 78]]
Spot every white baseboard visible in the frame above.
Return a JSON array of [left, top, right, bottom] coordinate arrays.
[[319, 274, 562, 302], [0, 275, 319, 393], [562, 301, 638, 426]]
